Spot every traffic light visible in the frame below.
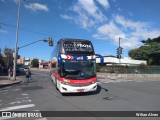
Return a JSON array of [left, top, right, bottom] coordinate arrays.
[[117, 55, 121, 59], [49, 37, 53, 46], [116, 47, 123, 55]]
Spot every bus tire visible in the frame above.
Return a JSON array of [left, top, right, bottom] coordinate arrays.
[[55, 78, 58, 90]]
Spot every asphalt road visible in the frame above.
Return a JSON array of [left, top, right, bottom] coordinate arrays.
[[0, 70, 160, 120]]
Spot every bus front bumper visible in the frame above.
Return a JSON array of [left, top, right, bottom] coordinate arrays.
[[58, 82, 97, 93]]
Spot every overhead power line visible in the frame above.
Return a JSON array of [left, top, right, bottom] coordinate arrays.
[[0, 22, 111, 43], [0, 22, 53, 36]]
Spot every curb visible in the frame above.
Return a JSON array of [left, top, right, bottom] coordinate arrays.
[[0, 79, 23, 88], [0, 81, 22, 88]]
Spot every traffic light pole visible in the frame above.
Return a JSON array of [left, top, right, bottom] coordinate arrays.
[[118, 38, 121, 66], [18, 38, 53, 50], [18, 40, 46, 49], [13, 0, 20, 80]]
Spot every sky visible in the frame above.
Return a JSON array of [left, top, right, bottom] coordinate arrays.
[[0, 0, 160, 61]]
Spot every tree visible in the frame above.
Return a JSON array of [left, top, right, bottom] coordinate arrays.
[[2, 48, 14, 68], [128, 36, 160, 65], [31, 58, 39, 67], [0, 48, 3, 69]]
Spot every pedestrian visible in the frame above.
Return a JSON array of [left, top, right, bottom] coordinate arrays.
[[26, 67, 32, 82], [8, 67, 12, 80]]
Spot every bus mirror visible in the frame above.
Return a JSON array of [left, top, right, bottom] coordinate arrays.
[[58, 54, 62, 66], [95, 54, 104, 65], [100, 57, 104, 65]]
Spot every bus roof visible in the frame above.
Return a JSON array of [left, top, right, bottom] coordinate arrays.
[[57, 38, 95, 55], [58, 38, 92, 43]]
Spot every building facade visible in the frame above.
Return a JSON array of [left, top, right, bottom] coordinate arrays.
[[96, 56, 147, 66]]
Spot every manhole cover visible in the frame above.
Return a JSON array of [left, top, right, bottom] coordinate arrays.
[[22, 86, 44, 90]]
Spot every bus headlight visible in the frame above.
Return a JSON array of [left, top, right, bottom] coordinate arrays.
[[92, 81, 95, 84], [61, 79, 70, 85]]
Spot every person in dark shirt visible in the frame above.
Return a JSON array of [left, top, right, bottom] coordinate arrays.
[[26, 67, 31, 82], [8, 67, 12, 80]]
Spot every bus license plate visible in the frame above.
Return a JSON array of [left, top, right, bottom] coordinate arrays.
[[77, 89, 84, 92]]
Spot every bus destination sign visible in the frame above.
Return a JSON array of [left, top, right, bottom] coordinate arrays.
[[63, 42, 94, 53]]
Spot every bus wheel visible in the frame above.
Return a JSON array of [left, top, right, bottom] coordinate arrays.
[[55, 78, 58, 90]]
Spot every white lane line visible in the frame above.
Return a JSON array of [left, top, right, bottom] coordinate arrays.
[[0, 104, 35, 111], [33, 73, 49, 76], [36, 118, 47, 120], [12, 89, 20, 91], [22, 100, 32, 102], [9, 101, 21, 105], [16, 97, 29, 100], [22, 94, 28, 96]]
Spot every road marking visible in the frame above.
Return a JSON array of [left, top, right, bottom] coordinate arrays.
[[16, 97, 29, 99], [22, 94, 28, 96], [22, 100, 32, 102], [98, 80, 134, 84], [0, 104, 35, 111], [12, 89, 20, 91], [36, 118, 47, 120], [9, 101, 21, 105], [33, 73, 49, 76]]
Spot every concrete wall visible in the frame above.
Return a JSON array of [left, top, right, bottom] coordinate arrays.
[[97, 73, 160, 80]]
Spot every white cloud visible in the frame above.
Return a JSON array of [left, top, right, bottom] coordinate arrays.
[[24, 3, 49, 12], [60, 14, 73, 20], [60, 1, 160, 49], [93, 15, 160, 49], [60, 13, 95, 29], [0, 29, 7, 34], [96, 0, 110, 10], [114, 15, 147, 30], [76, 0, 106, 22], [61, 0, 107, 29], [93, 21, 129, 47], [114, 15, 160, 39], [1, 0, 5, 2]]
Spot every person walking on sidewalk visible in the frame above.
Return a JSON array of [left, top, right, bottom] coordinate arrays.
[[8, 67, 12, 80], [26, 67, 32, 82]]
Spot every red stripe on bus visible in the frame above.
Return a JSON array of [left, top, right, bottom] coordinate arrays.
[[51, 71, 97, 84]]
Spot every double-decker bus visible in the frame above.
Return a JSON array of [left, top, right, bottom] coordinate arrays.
[[50, 38, 97, 93]]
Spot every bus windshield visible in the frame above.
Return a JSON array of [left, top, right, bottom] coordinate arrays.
[[60, 60, 96, 79]]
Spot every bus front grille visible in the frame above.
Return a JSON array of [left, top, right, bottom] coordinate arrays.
[[68, 83, 92, 87]]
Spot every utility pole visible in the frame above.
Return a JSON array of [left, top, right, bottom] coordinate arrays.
[[119, 38, 122, 66], [116, 38, 123, 66], [119, 38, 121, 66], [13, 0, 21, 80]]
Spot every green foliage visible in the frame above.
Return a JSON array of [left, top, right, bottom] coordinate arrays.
[[138, 63, 148, 69], [129, 36, 160, 65], [1, 48, 14, 68], [96, 64, 100, 72], [31, 58, 39, 67]]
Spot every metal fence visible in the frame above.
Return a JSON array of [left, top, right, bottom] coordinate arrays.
[[97, 65, 160, 74]]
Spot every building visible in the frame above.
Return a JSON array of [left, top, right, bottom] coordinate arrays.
[[24, 58, 31, 66], [39, 60, 49, 69], [17, 57, 24, 64], [96, 56, 147, 66]]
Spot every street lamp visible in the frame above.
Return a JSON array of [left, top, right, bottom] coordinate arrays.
[[13, 0, 21, 80]]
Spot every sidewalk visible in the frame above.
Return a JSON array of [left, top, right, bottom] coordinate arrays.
[[0, 76, 24, 88]]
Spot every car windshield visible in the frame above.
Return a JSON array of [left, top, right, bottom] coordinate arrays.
[[60, 60, 96, 79]]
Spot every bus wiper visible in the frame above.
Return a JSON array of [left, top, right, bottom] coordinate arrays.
[[65, 69, 80, 74]]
